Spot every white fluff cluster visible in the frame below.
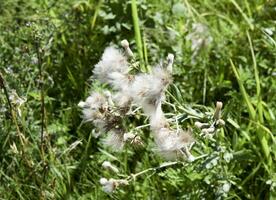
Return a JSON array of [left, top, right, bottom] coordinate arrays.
[[78, 91, 109, 133], [103, 130, 125, 151], [128, 66, 172, 117], [79, 39, 195, 160], [93, 47, 128, 83], [99, 178, 128, 193], [150, 104, 194, 160], [152, 127, 194, 160]]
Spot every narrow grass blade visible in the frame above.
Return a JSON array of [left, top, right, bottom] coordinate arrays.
[[229, 59, 255, 119], [131, 0, 145, 71]]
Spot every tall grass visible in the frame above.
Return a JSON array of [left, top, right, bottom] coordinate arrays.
[[131, 0, 146, 71]]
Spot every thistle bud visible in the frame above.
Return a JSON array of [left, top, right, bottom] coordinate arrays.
[[214, 101, 223, 120], [121, 39, 134, 57], [216, 119, 225, 127], [195, 121, 210, 129], [202, 126, 215, 135], [166, 53, 174, 73], [102, 161, 119, 173]]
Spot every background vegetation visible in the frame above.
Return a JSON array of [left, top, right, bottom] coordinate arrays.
[[0, 0, 275, 199]]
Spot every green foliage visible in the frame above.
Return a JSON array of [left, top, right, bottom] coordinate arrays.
[[0, 0, 275, 199]]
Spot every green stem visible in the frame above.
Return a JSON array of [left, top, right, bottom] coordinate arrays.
[[131, 0, 145, 71]]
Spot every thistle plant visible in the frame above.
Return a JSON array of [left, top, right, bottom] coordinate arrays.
[[78, 39, 195, 158], [78, 39, 225, 193]]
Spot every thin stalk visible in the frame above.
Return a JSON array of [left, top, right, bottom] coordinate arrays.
[[203, 66, 207, 105], [0, 73, 25, 146], [230, 59, 255, 119], [35, 40, 45, 158], [143, 32, 148, 67], [247, 31, 263, 123], [127, 161, 179, 181], [247, 31, 270, 165], [91, 0, 102, 30], [230, 59, 271, 166], [131, 0, 145, 71], [230, 0, 253, 30]]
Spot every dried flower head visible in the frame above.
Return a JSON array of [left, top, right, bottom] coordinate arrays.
[[123, 132, 143, 146]]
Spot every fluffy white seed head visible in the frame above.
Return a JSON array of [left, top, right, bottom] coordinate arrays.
[[103, 130, 125, 151], [99, 178, 128, 193], [153, 127, 194, 160], [149, 102, 168, 130], [100, 178, 116, 193], [93, 47, 128, 83], [79, 92, 108, 123], [128, 66, 172, 117]]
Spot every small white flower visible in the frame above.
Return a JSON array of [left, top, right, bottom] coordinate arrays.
[[216, 119, 225, 126], [102, 161, 119, 173], [123, 132, 136, 141], [93, 47, 128, 83]]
